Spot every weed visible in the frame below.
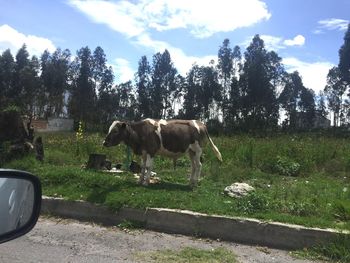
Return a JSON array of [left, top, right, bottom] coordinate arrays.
[[135, 247, 238, 263], [117, 219, 145, 230], [333, 201, 350, 221], [236, 192, 270, 215], [294, 235, 350, 263]]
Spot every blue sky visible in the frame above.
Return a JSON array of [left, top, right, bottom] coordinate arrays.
[[0, 0, 349, 94]]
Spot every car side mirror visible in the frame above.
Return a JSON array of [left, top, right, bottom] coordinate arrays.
[[0, 169, 41, 244]]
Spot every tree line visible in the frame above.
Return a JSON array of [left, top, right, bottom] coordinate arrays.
[[0, 26, 349, 132]]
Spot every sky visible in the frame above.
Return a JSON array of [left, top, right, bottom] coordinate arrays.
[[0, 0, 349, 94]]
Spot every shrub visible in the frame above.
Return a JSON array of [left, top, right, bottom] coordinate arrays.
[[236, 192, 270, 215], [274, 155, 301, 176]]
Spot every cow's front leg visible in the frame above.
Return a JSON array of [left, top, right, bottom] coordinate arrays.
[[143, 154, 153, 186]]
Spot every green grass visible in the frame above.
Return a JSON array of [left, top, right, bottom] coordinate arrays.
[[292, 235, 350, 263], [3, 132, 350, 231], [135, 247, 238, 263]]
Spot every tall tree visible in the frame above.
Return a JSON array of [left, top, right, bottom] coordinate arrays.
[[316, 91, 328, 118], [11, 44, 30, 109], [279, 71, 304, 129], [182, 63, 221, 120], [226, 45, 242, 127], [199, 62, 221, 120], [299, 87, 316, 129], [40, 48, 71, 118], [182, 64, 202, 119], [338, 23, 350, 83], [150, 50, 177, 118], [136, 55, 151, 118], [68, 46, 95, 123], [338, 24, 350, 124], [96, 65, 115, 126], [92, 46, 115, 125], [39, 49, 52, 117], [92, 46, 107, 94], [217, 39, 233, 123], [218, 39, 233, 95], [239, 35, 283, 130], [0, 49, 15, 110], [21, 55, 41, 119], [115, 81, 136, 120], [324, 66, 347, 126]]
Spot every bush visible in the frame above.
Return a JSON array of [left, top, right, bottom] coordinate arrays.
[[274, 155, 301, 176], [236, 192, 270, 215]]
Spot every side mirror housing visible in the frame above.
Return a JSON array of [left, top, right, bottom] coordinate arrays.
[[0, 169, 42, 244]]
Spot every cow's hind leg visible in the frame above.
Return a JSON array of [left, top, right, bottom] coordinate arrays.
[[138, 152, 147, 184], [189, 141, 202, 187], [188, 149, 196, 186], [143, 154, 153, 186]]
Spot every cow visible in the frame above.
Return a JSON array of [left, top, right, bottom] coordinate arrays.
[[103, 119, 222, 187]]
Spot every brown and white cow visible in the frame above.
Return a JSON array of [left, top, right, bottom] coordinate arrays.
[[103, 119, 222, 187]]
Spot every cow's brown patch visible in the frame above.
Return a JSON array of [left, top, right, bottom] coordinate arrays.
[[160, 120, 205, 153]]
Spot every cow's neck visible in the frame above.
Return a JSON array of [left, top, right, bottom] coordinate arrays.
[[123, 124, 141, 154]]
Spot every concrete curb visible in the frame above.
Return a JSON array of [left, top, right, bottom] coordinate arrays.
[[41, 196, 348, 250]]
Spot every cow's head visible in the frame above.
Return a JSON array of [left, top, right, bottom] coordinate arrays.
[[103, 121, 127, 147]]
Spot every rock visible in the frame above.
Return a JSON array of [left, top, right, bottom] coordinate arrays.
[[224, 183, 255, 198]]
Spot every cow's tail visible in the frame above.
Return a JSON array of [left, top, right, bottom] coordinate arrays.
[[205, 128, 223, 162]]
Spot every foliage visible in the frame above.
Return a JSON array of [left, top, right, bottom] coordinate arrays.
[[2, 31, 350, 130], [338, 23, 350, 84], [324, 66, 348, 126], [239, 35, 283, 130]]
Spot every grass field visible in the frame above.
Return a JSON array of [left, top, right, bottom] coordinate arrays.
[[4, 131, 350, 261], [4, 131, 350, 230]]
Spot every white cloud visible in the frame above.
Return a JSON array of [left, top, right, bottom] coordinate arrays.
[[69, 1, 145, 38], [68, 0, 271, 38], [312, 29, 324, 35], [260, 35, 284, 50], [283, 57, 334, 94], [242, 34, 305, 51], [0, 24, 56, 56], [134, 33, 216, 75], [283, 35, 305, 46], [111, 58, 135, 83], [318, 18, 349, 31]]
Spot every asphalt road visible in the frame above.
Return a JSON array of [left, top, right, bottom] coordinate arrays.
[[0, 217, 324, 263]]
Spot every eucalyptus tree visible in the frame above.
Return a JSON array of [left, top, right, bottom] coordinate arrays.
[[239, 35, 283, 130]]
